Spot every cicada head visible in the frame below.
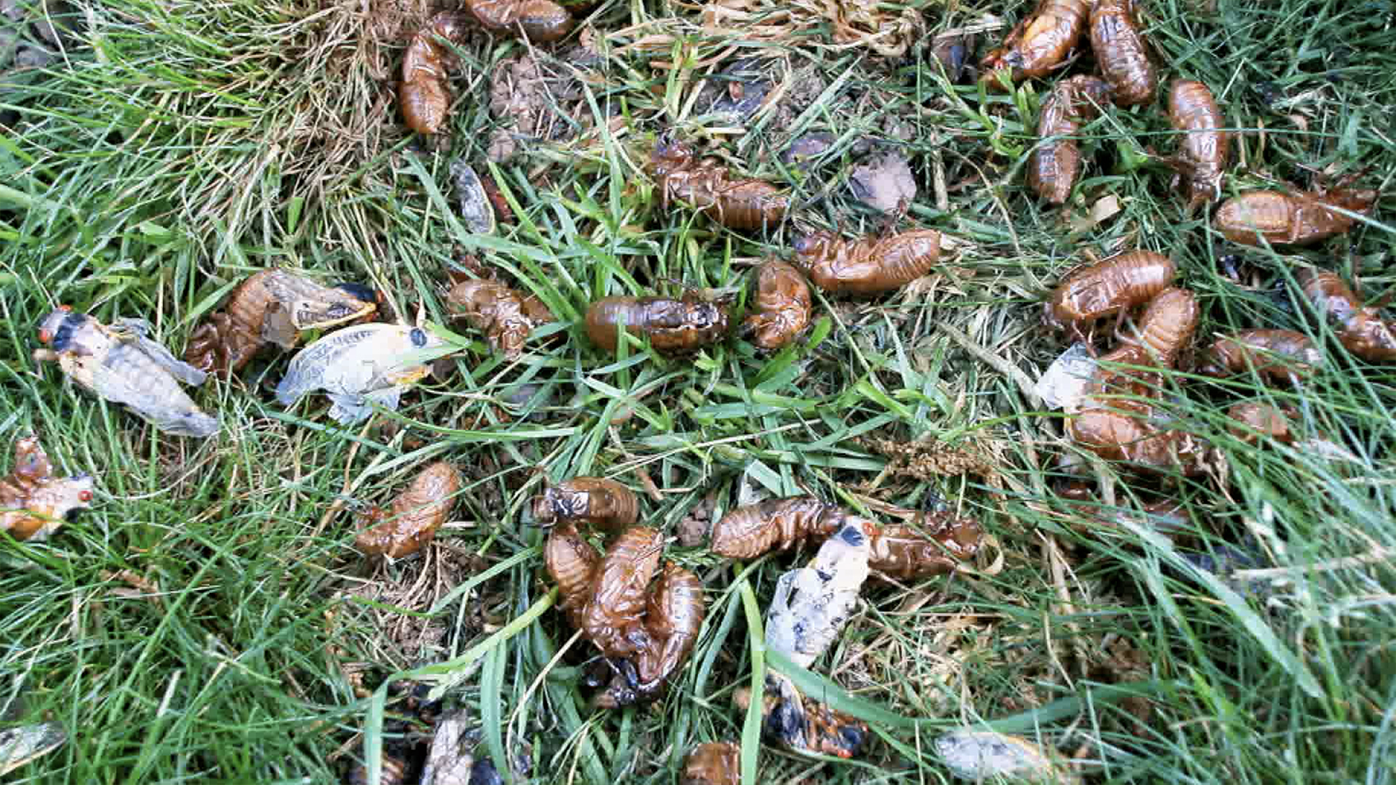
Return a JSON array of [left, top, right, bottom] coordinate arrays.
[[36, 307, 83, 352]]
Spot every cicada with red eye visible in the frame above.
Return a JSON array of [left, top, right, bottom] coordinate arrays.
[[0, 436, 94, 542]]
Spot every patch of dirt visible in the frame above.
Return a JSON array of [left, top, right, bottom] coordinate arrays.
[[860, 435, 999, 482], [676, 490, 717, 547], [341, 543, 494, 668], [487, 53, 589, 162]]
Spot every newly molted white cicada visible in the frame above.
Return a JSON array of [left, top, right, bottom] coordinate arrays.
[[34, 308, 219, 438], [275, 323, 445, 424]]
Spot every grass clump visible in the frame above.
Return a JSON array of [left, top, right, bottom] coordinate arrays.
[[2, 0, 1395, 782]]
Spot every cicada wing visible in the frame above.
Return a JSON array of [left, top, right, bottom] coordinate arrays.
[[91, 352, 218, 437], [261, 303, 300, 351], [110, 319, 209, 387]]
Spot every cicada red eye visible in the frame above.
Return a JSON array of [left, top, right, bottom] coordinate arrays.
[[38, 328, 52, 344], [79, 490, 93, 502]]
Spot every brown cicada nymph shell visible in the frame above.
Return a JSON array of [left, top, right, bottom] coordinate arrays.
[[355, 461, 463, 558], [184, 269, 377, 376]]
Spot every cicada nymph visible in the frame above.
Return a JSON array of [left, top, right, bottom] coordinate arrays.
[[708, 496, 848, 559], [355, 461, 463, 558], [980, 0, 1092, 86], [792, 228, 942, 296], [466, 0, 574, 43], [0, 436, 93, 542], [1296, 268, 1396, 362], [578, 525, 664, 658], [597, 561, 706, 708], [1165, 79, 1228, 213], [867, 513, 984, 580], [532, 477, 639, 532], [740, 260, 811, 351], [648, 139, 790, 231], [446, 279, 555, 361], [1196, 329, 1321, 385], [1213, 186, 1377, 247], [1090, 0, 1156, 107], [1043, 251, 1176, 344], [400, 12, 472, 135], [1028, 76, 1111, 205], [585, 296, 730, 355], [34, 308, 220, 438], [275, 323, 445, 424], [184, 269, 377, 376]]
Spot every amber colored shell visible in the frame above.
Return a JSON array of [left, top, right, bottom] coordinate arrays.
[[355, 462, 463, 558], [741, 260, 812, 351], [980, 0, 1091, 85], [792, 229, 941, 296], [533, 477, 639, 531], [1043, 251, 1177, 337], [585, 296, 730, 355], [709, 496, 847, 558]]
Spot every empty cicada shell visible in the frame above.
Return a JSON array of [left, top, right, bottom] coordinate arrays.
[[765, 520, 873, 669], [35, 308, 219, 438], [1090, 0, 1156, 106], [1196, 329, 1321, 385], [544, 523, 599, 628], [1227, 402, 1298, 445], [681, 742, 741, 785], [275, 323, 445, 424], [579, 525, 663, 658], [1296, 268, 1396, 362], [792, 228, 942, 296], [533, 477, 639, 532], [1028, 76, 1111, 205], [585, 296, 730, 355], [465, 0, 574, 43], [980, 0, 1092, 86], [1066, 407, 1212, 476], [709, 496, 848, 559], [400, 12, 472, 135], [447, 279, 555, 360], [740, 260, 811, 351], [1109, 286, 1200, 370], [1165, 79, 1228, 213], [0, 436, 93, 542], [184, 269, 377, 376], [598, 561, 706, 708], [1043, 251, 1177, 342], [355, 462, 462, 558], [867, 513, 983, 580], [1213, 186, 1377, 247], [649, 139, 790, 231]]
